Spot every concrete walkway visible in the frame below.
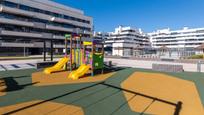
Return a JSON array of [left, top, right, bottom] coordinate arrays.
[[105, 58, 204, 72], [0, 58, 203, 72], [0, 58, 60, 65], [0, 58, 60, 71]]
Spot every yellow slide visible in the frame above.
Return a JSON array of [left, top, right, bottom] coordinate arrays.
[[44, 57, 69, 74], [68, 64, 90, 80]]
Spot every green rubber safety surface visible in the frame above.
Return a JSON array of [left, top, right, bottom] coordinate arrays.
[[0, 68, 204, 115]]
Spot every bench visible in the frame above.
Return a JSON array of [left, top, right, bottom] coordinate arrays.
[[161, 58, 175, 62], [152, 63, 184, 72]]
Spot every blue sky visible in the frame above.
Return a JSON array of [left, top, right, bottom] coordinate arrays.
[[54, 0, 204, 32]]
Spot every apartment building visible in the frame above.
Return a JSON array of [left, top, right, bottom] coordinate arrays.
[[105, 26, 150, 56], [93, 32, 109, 40], [149, 27, 204, 58], [0, 0, 93, 56]]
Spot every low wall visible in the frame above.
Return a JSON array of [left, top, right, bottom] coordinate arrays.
[[152, 64, 183, 72], [35, 61, 57, 69], [105, 58, 204, 72]]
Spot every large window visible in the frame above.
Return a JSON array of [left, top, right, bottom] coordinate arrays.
[[2, 1, 90, 24], [0, 13, 92, 31], [2, 1, 18, 8], [19, 5, 30, 11]]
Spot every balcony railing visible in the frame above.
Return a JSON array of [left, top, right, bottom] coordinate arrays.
[[46, 25, 73, 32], [1, 5, 92, 29], [0, 30, 42, 38], [0, 5, 34, 17], [0, 42, 34, 47], [0, 18, 34, 27], [53, 35, 65, 40]]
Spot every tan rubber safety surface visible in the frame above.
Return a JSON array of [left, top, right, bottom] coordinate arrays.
[[121, 72, 204, 115], [0, 100, 84, 115], [0, 79, 6, 96], [32, 71, 115, 86]]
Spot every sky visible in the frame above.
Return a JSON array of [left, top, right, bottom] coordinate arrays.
[[53, 0, 204, 33]]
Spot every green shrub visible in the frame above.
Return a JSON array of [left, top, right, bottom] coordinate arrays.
[[188, 54, 203, 59]]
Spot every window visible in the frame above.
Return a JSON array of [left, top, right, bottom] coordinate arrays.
[[19, 5, 30, 11], [64, 15, 70, 20], [2, 1, 90, 25], [0, 13, 4, 17], [2, 1, 18, 8]]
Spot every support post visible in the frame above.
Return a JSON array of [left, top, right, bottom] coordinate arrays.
[[43, 41, 46, 61], [91, 41, 94, 76], [65, 38, 67, 70], [74, 36, 76, 68], [70, 35, 73, 71], [50, 40, 53, 61], [23, 41, 26, 57], [76, 36, 79, 67], [65, 34, 71, 71], [79, 34, 82, 65], [83, 44, 85, 64], [65, 37, 67, 57], [101, 40, 104, 74], [203, 49, 204, 59]]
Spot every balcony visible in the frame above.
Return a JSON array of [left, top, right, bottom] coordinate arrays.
[[0, 5, 92, 31], [33, 12, 53, 21], [46, 25, 73, 32], [51, 17, 92, 28], [33, 22, 46, 29], [0, 30, 42, 38], [0, 18, 34, 27], [0, 5, 53, 21], [72, 21, 92, 28], [0, 42, 34, 47], [53, 35, 65, 40], [0, 5, 34, 17], [54, 44, 65, 48], [41, 33, 53, 39], [51, 17, 73, 24], [83, 31, 92, 35]]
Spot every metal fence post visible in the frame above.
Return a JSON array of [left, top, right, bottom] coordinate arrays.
[[197, 60, 201, 72]]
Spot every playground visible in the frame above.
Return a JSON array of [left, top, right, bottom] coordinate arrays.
[[0, 35, 204, 115]]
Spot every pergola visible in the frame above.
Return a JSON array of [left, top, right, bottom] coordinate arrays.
[[133, 45, 144, 50], [157, 45, 169, 56], [158, 45, 169, 51], [196, 43, 204, 52], [196, 43, 204, 59]]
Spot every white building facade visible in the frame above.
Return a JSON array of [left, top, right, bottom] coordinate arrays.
[[93, 32, 109, 40], [149, 27, 204, 58], [105, 26, 150, 56]]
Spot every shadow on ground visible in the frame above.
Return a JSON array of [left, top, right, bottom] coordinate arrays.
[[1, 77, 38, 92], [1, 68, 182, 115]]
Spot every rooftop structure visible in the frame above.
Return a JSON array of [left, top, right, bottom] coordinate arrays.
[[148, 27, 204, 58], [105, 26, 150, 56]]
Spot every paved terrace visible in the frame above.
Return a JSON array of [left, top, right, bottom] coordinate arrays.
[[0, 57, 204, 72], [105, 58, 204, 72]]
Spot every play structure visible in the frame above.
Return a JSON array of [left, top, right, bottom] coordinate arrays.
[[43, 34, 104, 80], [43, 57, 69, 74]]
